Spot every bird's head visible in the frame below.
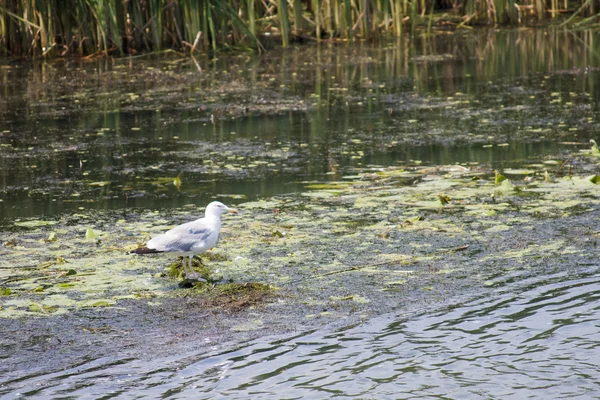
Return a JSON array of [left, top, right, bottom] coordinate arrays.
[[205, 201, 238, 217]]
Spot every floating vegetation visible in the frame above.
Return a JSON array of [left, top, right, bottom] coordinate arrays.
[[1, 149, 599, 319], [85, 228, 97, 239], [581, 139, 600, 157], [494, 170, 507, 185], [173, 175, 182, 191]]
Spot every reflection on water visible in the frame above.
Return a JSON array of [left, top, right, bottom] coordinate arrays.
[[2, 29, 600, 220], [2, 266, 598, 398]]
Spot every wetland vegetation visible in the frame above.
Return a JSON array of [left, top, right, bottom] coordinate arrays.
[[1, 0, 600, 58], [1, 27, 599, 398]]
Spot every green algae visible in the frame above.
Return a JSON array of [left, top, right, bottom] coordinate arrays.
[[84, 300, 116, 308], [167, 257, 213, 281], [1, 150, 599, 320]]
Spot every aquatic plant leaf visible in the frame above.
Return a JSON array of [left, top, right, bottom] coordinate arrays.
[[58, 283, 76, 288], [15, 220, 58, 228], [85, 228, 97, 239], [29, 303, 43, 312], [385, 280, 407, 286], [87, 300, 115, 308], [504, 169, 535, 175], [173, 174, 182, 190], [494, 170, 507, 186], [588, 175, 600, 184], [0, 287, 11, 296], [591, 139, 600, 155], [42, 305, 59, 313], [46, 232, 57, 242], [272, 229, 286, 238], [304, 182, 354, 190], [544, 170, 551, 183], [438, 195, 451, 206]]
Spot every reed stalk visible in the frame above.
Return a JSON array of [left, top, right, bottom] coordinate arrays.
[[343, 0, 352, 41], [293, 0, 303, 35], [246, 0, 256, 36], [313, 0, 321, 40], [277, 0, 290, 46], [0, 0, 597, 58]]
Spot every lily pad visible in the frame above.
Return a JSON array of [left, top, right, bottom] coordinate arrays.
[[85, 300, 116, 308], [503, 169, 535, 175], [85, 228, 97, 239], [588, 175, 600, 184], [15, 220, 58, 228]]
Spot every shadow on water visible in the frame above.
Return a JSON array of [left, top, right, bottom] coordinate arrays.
[[2, 265, 598, 398]]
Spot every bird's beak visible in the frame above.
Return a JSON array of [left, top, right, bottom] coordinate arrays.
[[228, 208, 238, 215]]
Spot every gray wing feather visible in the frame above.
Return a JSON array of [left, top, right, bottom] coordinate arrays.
[[147, 219, 213, 253]]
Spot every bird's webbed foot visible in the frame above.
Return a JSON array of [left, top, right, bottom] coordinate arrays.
[[185, 271, 207, 282]]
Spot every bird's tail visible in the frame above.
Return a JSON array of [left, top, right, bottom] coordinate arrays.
[[129, 247, 163, 255]]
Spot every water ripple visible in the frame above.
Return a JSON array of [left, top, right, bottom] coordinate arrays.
[[2, 268, 599, 399]]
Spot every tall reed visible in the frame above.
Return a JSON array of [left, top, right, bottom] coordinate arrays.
[[0, 0, 595, 58]]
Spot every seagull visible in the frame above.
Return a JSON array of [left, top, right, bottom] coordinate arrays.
[[130, 201, 238, 280]]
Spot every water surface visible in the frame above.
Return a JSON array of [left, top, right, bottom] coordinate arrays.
[[2, 29, 600, 220], [1, 28, 600, 398], [3, 265, 598, 398]]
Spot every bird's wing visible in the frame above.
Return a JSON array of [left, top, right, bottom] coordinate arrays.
[[147, 219, 213, 253]]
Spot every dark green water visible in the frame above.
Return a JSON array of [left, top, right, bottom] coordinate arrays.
[[2, 28, 599, 220]]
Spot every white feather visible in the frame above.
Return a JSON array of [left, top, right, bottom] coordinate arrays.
[[146, 201, 237, 257]]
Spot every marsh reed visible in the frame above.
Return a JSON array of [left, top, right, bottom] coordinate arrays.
[[0, 0, 596, 58]]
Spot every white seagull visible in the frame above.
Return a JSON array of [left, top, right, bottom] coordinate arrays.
[[131, 201, 238, 280]]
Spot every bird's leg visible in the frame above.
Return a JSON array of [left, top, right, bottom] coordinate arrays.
[[186, 255, 205, 281], [180, 256, 191, 277]]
